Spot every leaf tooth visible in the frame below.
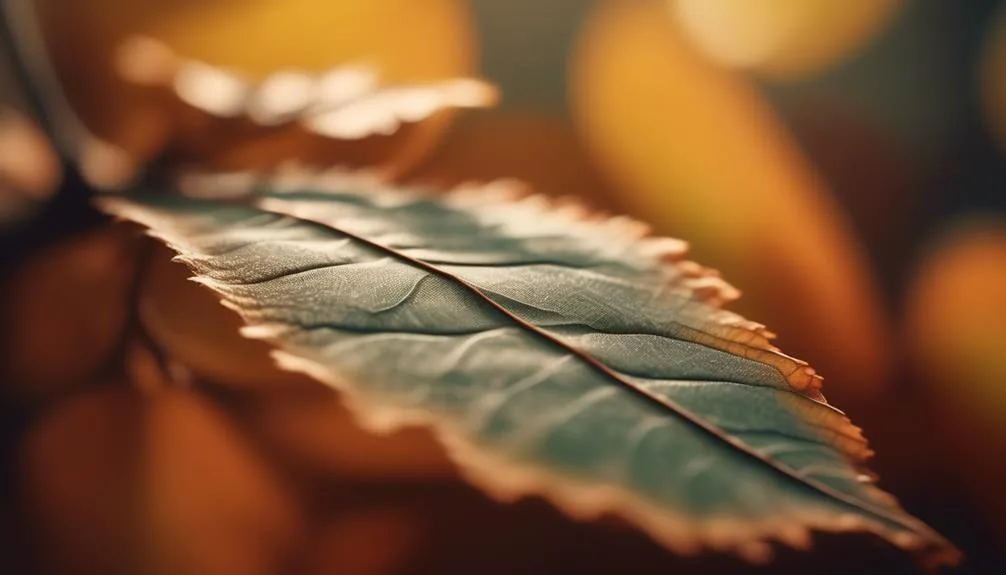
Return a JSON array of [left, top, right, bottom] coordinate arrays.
[[602, 215, 653, 241], [239, 323, 289, 340], [446, 178, 530, 205], [514, 193, 554, 213], [313, 65, 381, 110], [173, 60, 251, 119], [448, 180, 667, 253], [582, 208, 615, 225], [550, 195, 594, 222], [715, 313, 767, 332], [865, 483, 901, 508], [689, 321, 825, 395], [245, 69, 317, 126], [835, 512, 868, 531], [774, 523, 813, 550], [737, 540, 774, 564], [856, 471, 879, 484], [638, 237, 691, 261], [707, 313, 777, 349], [675, 260, 706, 278], [237, 163, 391, 199], [682, 275, 742, 307], [779, 396, 873, 463], [821, 432, 873, 464], [439, 78, 501, 109], [215, 295, 245, 316]]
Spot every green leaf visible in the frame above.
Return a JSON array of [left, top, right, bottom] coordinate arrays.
[[100, 173, 958, 567]]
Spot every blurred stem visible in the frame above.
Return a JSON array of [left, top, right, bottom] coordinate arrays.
[[0, 0, 89, 164], [0, 0, 49, 128]]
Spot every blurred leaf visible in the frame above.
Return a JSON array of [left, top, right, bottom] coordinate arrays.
[[167, 63, 495, 133], [236, 391, 456, 482], [2, 224, 139, 403], [19, 386, 144, 575], [100, 176, 956, 567], [35, 0, 479, 180], [906, 220, 1006, 429], [140, 388, 303, 575], [18, 383, 304, 575], [571, 0, 893, 400], [905, 219, 1006, 544], [69, 53, 495, 188], [162, 61, 496, 176]]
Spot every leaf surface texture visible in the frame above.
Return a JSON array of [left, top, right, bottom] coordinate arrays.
[[100, 176, 957, 566]]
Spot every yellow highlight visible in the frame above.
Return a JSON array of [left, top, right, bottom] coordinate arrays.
[[905, 220, 1006, 543], [671, 0, 903, 80], [906, 221, 1006, 429]]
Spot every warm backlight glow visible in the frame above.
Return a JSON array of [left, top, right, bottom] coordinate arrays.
[[571, 0, 892, 397], [906, 221, 1006, 429], [671, 0, 904, 79]]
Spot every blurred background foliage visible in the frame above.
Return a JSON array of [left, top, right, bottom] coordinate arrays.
[[2, 0, 1006, 573]]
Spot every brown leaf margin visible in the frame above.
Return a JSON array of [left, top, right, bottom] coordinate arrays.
[[98, 179, 962, 570]]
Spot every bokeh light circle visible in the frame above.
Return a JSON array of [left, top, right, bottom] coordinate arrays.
[[670, 0, 904, 80]]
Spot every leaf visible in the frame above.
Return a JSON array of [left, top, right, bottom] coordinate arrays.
[[74, 39, 497, 188], [99, 175, 959, 568], [169, 61, 497, 136]]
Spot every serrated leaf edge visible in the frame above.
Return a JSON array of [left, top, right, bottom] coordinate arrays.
[[101, 192, 961, 568], [266, 345, 959, 569]]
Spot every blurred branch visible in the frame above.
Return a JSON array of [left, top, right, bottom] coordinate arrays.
[[0, 0, 87, 161]]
